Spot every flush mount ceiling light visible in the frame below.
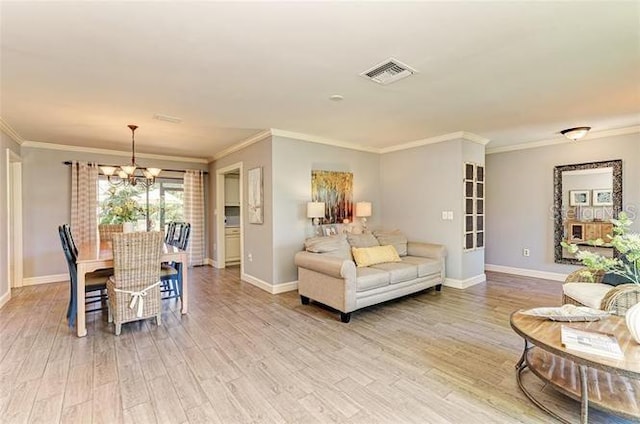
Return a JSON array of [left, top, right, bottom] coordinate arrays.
[[100, 124, 161, 187], [560, 126, 591, 142], [329, 94, 344, 101]]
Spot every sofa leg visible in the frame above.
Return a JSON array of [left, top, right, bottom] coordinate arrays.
[[435, 284, 443, 292], [300, 295, 310, 305], [340, 312, 351, 323]]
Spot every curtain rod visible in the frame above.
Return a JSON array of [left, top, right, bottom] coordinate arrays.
[[62, 161, 208, 175]]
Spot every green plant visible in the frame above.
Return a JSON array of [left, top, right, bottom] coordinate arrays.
[[100, 186, 145, 224], [562, 212, 640, 284]]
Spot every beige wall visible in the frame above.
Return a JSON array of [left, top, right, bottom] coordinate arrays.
[[380, 138, 485, 281], [272, 136, 381, 284], [210, 137, 274, 284], [486, 132, 640, 274], [209, 135, 381, 286]]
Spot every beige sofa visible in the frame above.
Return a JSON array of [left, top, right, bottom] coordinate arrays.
[[294, 230, 446, 322]]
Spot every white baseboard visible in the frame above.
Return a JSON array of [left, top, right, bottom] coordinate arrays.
[[272, 280, 298, 294], [204, 257, 218, 267], [444, 273, 486, 289], [0, 289, 11, 309], [484, 264, 568, 282], [22, 273, 68, 286], [240, 273, 298, 294]]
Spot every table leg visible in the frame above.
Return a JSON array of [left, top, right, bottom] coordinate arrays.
[[516, 339, 529, 370], [515, 344, 573, 424], [579, 365, 589, 423], [76, 264, 87, 337], [180, 252, 188, 314]]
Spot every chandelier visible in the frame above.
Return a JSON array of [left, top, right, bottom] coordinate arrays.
[[100, 124, 161, 187]]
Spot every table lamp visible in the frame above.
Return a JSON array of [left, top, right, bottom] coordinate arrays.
[[307, 202, 325, 235], [355, 201, 372, 231]]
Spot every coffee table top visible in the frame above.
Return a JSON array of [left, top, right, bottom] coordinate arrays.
[[510, 310, 640, 377]]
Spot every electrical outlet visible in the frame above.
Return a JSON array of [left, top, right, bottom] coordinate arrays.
[[523, 248, 530, 257], [248, 253, 253, 262]]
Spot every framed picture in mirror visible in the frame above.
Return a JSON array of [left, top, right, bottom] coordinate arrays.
[[569, 190, 590, 206], [592, 189, 613, 206]]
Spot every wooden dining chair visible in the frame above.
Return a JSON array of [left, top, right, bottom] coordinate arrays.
[[165, 221, 177, 244], [99, 223, 124, 241], [58, 225, 111, 327], [160, 223, 190, 300], [107, 231, 164, 335]]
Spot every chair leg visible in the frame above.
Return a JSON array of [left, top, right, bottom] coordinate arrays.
[[115, 323, 122, 336], [68, 297, 77, 328], [156, 313, 162, 326], [108, 306, 113, 323]]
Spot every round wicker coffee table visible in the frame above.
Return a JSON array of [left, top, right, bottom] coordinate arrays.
[[510, 310, 640, 423]]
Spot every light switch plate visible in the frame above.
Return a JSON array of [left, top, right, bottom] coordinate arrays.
[[447, 211, 454, 220], [441, 211, 447, 220]]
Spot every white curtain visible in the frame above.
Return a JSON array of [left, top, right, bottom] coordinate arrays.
[[184, 170, 205, 266], [71, 161, 98, 245]]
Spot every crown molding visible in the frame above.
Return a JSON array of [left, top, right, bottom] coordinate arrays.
[[0, 117, 25, 145], [270, 129, 380, 154], [486, 125, 640, 155], [212, 128, 491, 160], [460, 131, 491, 146], [21, 140, 208, 163], [210, 129, 272, 161], [379, 131, 489, 154]]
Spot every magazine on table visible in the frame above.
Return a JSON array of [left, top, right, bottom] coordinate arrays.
[[561, 325, 623, 360]]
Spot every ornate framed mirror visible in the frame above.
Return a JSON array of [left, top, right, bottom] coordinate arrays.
[[553, 159, 622, 265]]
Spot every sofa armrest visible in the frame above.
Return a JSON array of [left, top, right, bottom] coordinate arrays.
[[407, 242, 446, 260], [294, 251, 356, 280]]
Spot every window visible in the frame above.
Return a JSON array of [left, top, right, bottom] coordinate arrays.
[[98, 177, 184, 232]]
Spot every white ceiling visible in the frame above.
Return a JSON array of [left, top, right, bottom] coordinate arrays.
[[1, 2, 639, 160]]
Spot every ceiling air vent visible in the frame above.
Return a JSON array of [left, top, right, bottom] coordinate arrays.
[[360, 58, 417, 85]]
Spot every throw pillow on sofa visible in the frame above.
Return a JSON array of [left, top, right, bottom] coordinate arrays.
[[304, 233, 352, 260], [347, 233, 379, 248], [372, 229, 408, 256], [351, 245, 401, 267]]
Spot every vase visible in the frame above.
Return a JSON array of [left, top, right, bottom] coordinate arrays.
[[626, 302, 640, 344], [123, 222, 136, 233]]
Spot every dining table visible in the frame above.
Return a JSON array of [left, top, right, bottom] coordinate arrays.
[[75, 240, 189, 337]]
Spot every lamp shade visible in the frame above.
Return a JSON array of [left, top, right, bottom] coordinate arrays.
[[355, 202, 372, 217], [307, 202, 325, 218]]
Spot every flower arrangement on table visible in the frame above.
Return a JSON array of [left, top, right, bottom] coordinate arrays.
[[110, 200, 144, 223]]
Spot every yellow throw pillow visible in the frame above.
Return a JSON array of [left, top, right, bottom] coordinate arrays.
[[351, 245, 401, 267]]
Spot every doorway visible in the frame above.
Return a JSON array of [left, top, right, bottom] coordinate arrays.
[[216, 163, 243, 272], [6, 149, 23, 289]]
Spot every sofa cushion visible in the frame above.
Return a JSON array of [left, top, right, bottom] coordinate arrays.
[[370, 262, 418, 284], [356, 267, 390, 292], [563, 282, 613, 310], [347, 233, 379, 248], [304, 233, 351, 260], [352, 245, 401, 267], [373, 229, 408, 256], [401, 256, 441, 277]]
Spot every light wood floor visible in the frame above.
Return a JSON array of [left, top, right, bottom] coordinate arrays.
[[0, 268, 634, 424]]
